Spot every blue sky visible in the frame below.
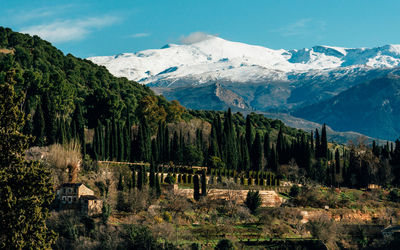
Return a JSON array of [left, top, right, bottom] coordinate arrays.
[[2, 0, 400, 58]]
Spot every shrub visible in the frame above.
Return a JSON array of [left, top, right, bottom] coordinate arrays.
[[389, 189, 400, 202], [245, 190, 262, 214], [164, 174, 175, 184], [289, 185, 300, 198], [215, 239, 235, 250]]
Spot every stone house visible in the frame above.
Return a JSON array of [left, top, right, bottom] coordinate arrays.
[[56, 183, 102, 215]]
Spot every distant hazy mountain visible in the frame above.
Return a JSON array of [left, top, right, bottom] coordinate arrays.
[[294, 71, 400, 141], [88, 35, 400, 140]]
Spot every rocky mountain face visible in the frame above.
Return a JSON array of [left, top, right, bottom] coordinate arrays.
[[88, 35, 400, 141], [294, 71, 400, 141]]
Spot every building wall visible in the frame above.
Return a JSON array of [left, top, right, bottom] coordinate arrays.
[[81, 199, 103, 216]]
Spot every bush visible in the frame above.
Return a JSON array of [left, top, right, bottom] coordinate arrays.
[[245, 190, 262, 214], [289, 185, 300, 198], [164, 174, 175, 184], [215, 239, 235, 250], [389, 189, 400, 202]]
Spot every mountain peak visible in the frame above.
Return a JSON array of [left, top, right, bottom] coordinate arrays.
[[88, 36, 400, 85]]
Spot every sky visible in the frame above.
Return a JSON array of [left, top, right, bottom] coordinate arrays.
[[2, 0, 400, 58]]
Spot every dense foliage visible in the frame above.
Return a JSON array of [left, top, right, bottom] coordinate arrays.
[[0, 70, 56, 248]]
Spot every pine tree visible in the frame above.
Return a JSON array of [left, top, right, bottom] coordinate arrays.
[[193, 175, 200, 201], [0, 71, 57, 248], [32, 102, 45, 146]]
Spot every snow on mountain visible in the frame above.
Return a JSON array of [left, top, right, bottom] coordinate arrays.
[[88, 35, 400, 86]]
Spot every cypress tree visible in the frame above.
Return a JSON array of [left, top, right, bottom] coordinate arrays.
[[137, 166, 143, 190], [240, 136, 251, 172], [104, 120, 110, 160], [149, 160, 155, 188], [223, 108, 238, 170], [32, 102, 45, 146], [112, 118, 118, 160], [117, 173, 124, 191], [118, 122, 124, 161], [310, 131, 314, 152], [251, 132, 263, 171], [164, 125, 170, 161], [321, 124, 328, 159], [131, 169, 136, 190], [137, 117, 151, 162], [335, 148, 341, 174], [276, 127, 287, 164], [41, 93, 56, 145], [172, 131, 180, 163], [193, 175, 200, 201], [201, 169, 207, 196], [269, 146, 278, 172], [151, 139, 158, 163], [264, 132, 270, 162], [155, 172, 161, 197], [22, 98, 33, 136], [72, 102, 85, 155], [315, 129, 320, 158], [245, 115, 253, 152], [93, 124, 99, 160]]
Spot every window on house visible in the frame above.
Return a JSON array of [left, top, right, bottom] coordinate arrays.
[[68, 197, 72, 202], [73, 197, 77, 202]]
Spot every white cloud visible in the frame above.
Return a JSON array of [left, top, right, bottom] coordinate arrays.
[[273, 18, 326, 38], [129, 33, 151, 38], [180, 31, 216, 45], [20, 16, 118, 43], [7, 4, 75, 24]]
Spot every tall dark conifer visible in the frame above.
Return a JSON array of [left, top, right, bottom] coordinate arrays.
[[32, 103, 45, 146], [269, 146, 278, 172], [72, 102, 85, 154], [251, 132, 262, 171], [315, 129, 320, 158], [321, 123, 328, 159], [245, 115, 253, 153], [41, 93, 56, 145]]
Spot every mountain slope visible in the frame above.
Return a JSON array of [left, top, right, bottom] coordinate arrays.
[[294, 71, 400, 140]]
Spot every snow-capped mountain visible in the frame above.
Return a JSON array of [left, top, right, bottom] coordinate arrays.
[[88, 35, 400, 141], [88, 35, 400, 86]]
